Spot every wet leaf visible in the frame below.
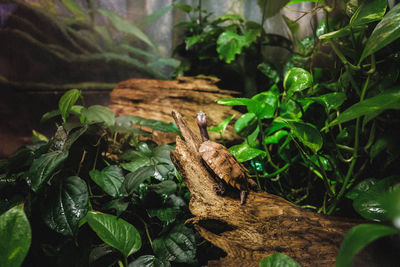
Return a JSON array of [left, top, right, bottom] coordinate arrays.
[[153, 224, 196, 263], [283, 67, 313, 98], [129, 255, 170, 267], [229, 142, 266, 162], [234, 113, 258, 137], [0, 204, 31, 267], [336, 224, 398, 267], [42, 176, 88, 236], [58, 89, 81, 123], [81, 105, 115, 127], [86, 211, 141, 258], [89, 166, 124, 197], [28, 150, 69, 192]]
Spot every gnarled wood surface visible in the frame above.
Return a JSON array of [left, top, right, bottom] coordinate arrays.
[[170, 110, 389, 267], [109, 76, 242, 144]]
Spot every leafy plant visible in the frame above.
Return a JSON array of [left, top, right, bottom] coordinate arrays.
[[0, 89, 203, 266], [0, 0, 178, 90], [173, 2, 294, 95]]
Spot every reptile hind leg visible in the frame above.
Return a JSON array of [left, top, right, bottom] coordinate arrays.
[[214, 180, 226, 195]]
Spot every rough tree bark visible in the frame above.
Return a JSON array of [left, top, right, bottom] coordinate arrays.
[[169, 110, 391, 267], [109, 76, 242, 144]]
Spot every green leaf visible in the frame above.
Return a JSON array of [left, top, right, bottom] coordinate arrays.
[[288, 121, 323, 153], [234, 113, 258, 137], [172, 4, 192, 13], [250, 88, 279, 119], [209, 115, 235, 135], [185, 35, 202, 50], [336, 224, 398, 267], [98, 9, 155, 48], [121, 144, 174, 181], [327, 88, 400, 128], [283, 68, 313, 98], [148, 180, 177, 195], [103, 198, 129, 217], [258, 62, 280, 84], [216, 29, 259, 63], [265, 130, 289, 145], [306, 92, 346, 112], [229, 142, 266, 162], [60, 0, 87, 18], [147, 207, 180, 225], [217, 97, 254, 106], [153, 224, 196, 263], [129, 255, 171, 267], [259, 252, 301, 267], [58, 89, 81, 123], [138, 4, 173, 28], [122, 166, 156, 195], [258, 0, 289, 19], [286, 0, 318, 6], [28, 150, 69, 192], [118, 115, 179, 134], [353, 176, 397, 221], [86, 211, 141, 258], [360, 3, 400, 62], [81, 105, 115, 127], [0, 205, 31, 267], [380, 185, 400, 224], [89, 166, 124, 197], [320, 0, 387, 40], [42, 176, 89, 236], [345, 178, 377, 200]]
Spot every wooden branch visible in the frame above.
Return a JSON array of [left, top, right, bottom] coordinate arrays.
[[109, 77, 243, 144], [170, 110, 382, 267]]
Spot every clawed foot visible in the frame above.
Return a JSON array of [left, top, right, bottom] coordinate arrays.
[[214, 182, 226, 195]]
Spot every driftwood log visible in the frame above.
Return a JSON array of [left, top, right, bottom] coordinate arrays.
[[169, 110, 395, 267], [109, 76, 242, 144]]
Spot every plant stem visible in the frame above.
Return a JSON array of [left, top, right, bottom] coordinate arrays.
[[123, 256, 128, 267], [258, 120, 279, 170], [328, 75, 370, 214], [77, 150, 87, 177]]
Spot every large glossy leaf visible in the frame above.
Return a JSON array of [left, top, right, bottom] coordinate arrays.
[[89, 165, 124, 197], [86, 211, 141, 258], [0, 205, 31, 267], [259, 252, 301, 267], [249, 88, 279, 119], [147, 207, 180, 225], [153, 224, 196, 263], [380, 185, 400, 225], [122, 166, 156, 196], [320, 0, 387, 40], [264, 130, 289, 145], [28, 150, 69, 192], [58, 89, 81, 123], [129, 255, 170, 267], [345, 178, 377, 200], [306, 92, 346, 112], [353, 176, 397, 221], [327, 88, 400, 128], [81, 105, 115, 127], [42, 176, 89, 236], [283, 68, 313, 98], [98, 9, 155, 48], [121, 144, 174, 180], [209, 115, 235, 135], [234, 113, 258, 137], [148, 180, 177, 195], [117, 115, 179, 134], [286, 121, 323, 153], [228, 142, 266, 162], [360, 3, 400, 62], [216, 29, 259, 63], [336, 224, 398, 267]]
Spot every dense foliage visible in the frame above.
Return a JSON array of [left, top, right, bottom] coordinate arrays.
[[0, 89, 206, 266], [2, 0, 400, 266]]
